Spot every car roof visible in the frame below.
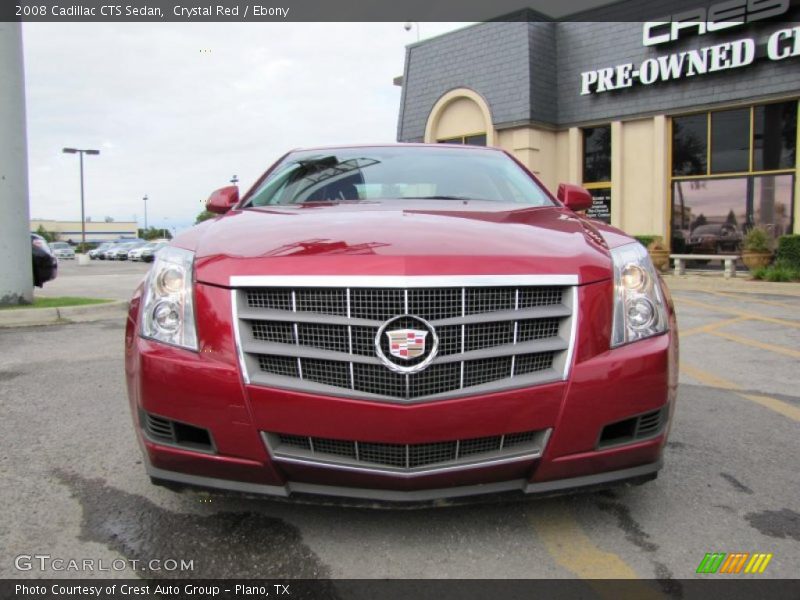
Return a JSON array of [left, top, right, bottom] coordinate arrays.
[[288, 142, 504, 154]]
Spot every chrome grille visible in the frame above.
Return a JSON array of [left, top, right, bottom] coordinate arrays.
[[266, 428, 549, 474], [233, 276, 577, 403]]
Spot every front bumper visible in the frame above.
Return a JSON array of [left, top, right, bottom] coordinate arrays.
[[125, 279, 678, 504]]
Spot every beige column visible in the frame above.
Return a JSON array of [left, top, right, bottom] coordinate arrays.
[[795, 101, 800, 234], [0, 22, 33, 305], [567, 127, 582, 184], [610, 121, 623, 229], [652, 115, 669, 241]]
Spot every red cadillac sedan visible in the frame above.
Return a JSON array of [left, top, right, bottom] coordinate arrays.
[[125, 144, 678, 504]]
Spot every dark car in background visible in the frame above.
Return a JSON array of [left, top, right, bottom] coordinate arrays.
[[686, 223, 742, 254], [31, 233, 57, 287]]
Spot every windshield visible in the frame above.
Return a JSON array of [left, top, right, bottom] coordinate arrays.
[[51, 242, 69, 249], [245, 147, 554, 207]]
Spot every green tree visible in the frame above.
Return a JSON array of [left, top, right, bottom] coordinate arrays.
[[195, 209, 216, 224], [35, 224, 57, 243], [138, 227, 173, 241]]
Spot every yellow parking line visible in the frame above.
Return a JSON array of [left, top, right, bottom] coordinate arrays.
[[709, 330, 800, 360], [709, 291, 800, 310], [681, 363, 800, 422], [680, 316, 748, 338], [674, 296, 800, 330], [740, 394, 800, 423], [529, 508, 664, 599]]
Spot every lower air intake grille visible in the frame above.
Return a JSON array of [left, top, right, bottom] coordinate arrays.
[[265, 429, 549, 474], [141, 411, 214, 452], [597, 407, 668, 449]]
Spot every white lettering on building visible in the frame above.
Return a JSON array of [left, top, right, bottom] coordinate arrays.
[[642, 0, 790, 46], [579, 25, 800, 96]]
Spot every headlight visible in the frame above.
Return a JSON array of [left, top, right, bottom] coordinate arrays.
[[611, 242, 668, 348], [140, 246, 198, 351]]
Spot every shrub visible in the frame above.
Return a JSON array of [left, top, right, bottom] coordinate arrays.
[[743, 227, 771, 253], [634, 235, 656, 248], [751, 263, 800, 282], [776, 235, 800, 269], [633, 235, 666, 251], [35, 224, 57, 243]]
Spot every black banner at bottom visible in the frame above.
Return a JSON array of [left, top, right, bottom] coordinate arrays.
[[4, 579, 800, 600]]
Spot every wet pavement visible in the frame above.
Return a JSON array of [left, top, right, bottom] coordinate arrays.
[[1, 285, 798, 584]]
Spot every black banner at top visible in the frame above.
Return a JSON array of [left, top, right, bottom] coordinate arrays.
[[5, 0, 800, 23]]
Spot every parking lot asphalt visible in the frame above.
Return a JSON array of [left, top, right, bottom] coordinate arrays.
[[37, 259, 150, 301], [1, 268, 798, 587]]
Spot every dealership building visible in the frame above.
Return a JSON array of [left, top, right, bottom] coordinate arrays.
[[30, 218, 138, 243], [396, 1, 800, 251]]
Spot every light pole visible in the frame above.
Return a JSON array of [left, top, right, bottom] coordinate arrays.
[[62, 147, 100, 249], [143, 194, 148, 231], [404, 22, 420, 42]]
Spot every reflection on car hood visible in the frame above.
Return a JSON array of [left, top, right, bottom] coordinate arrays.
[[174, 202, 624, 286]]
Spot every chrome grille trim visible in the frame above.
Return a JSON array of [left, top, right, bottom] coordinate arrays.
[[232, 275, 579, 288], [232, 275, 578, 403], [263, 429, 551, 476]]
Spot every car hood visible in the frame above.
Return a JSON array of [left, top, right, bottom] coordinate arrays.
[[177, 202, 624, 287]]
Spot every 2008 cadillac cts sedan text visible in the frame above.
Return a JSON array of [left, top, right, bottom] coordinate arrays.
[[125, 144, 678, 504]]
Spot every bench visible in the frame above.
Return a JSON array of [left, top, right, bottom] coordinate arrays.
[[670, 254, 740, 279]]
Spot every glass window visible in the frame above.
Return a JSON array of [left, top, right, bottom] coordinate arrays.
[[437, 134, 486, 146], [710, 108, 750, 174], [582, 126, 611, 183], [671, 178, 748, 253], [753, 174, 794, 239], [753, 101, 797, 171], [245, 146, 555, 207], [464, 134, 487, 146], [672, 114, 707, 176], [585, 188, 611, 224]]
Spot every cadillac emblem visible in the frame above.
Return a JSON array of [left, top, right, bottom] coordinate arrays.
[[375, 315, 439, 374], [386, 329, 428, 360]]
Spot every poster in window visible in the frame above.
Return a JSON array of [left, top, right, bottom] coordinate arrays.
[[586, 188, 611, 223]]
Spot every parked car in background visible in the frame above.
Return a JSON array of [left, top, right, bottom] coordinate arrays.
[[106, 241, 146, 260], [89, 242, 113, 260], [128, 244, 148, 262], [126, 144, 678, 504], [49, 241, 76, 260], [139, 241, 168, 263], [129, 240, 167, 261], [686, 223, 742, 254], [31, 233, 57, 287]]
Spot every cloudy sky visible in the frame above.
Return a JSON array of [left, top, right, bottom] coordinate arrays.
[[22, 3, 611, 233]]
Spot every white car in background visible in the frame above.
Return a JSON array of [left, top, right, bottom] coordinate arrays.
[[105, 241, 145, 260], [129, 240, 168, 262], [89, 242, 113, 259], [49, 242, 75, 260]]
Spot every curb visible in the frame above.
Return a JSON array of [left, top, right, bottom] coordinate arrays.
[[662, 274, 800, 297], [0, 300, 128, 328]]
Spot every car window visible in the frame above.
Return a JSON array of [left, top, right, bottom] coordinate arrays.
[[245, 147, 554, 207]]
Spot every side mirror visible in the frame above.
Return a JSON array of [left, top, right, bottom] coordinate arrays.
[[206, 186, 239, 215], [557, 183, 593, 213]]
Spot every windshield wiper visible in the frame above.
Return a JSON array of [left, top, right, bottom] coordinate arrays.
[[413, 195, 478, 201]]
